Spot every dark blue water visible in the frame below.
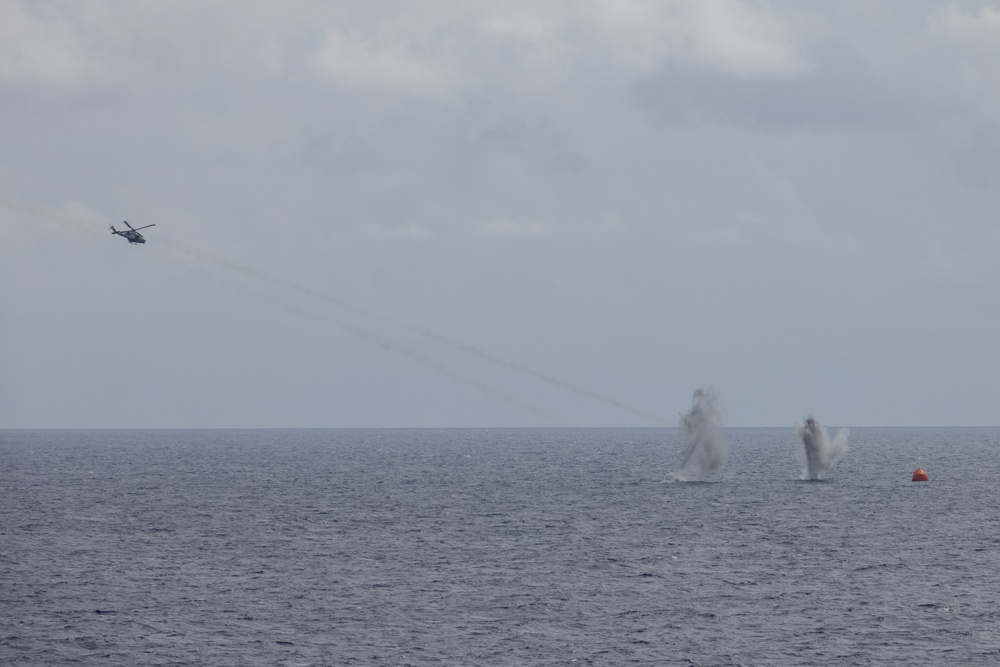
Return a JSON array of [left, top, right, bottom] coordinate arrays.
[[2, 427, 999, 665]]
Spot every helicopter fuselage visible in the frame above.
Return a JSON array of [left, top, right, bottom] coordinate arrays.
[[110, 222, 153, 244]]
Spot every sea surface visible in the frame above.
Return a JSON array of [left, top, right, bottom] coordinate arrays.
[[2, 427, 999, 666]]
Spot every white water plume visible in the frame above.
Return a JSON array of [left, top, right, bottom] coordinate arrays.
[[797, 416, 848, 480], [673, 388, 725, 481]]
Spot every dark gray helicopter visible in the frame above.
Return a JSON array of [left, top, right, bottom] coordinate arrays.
[[110, 221, 155, 244]]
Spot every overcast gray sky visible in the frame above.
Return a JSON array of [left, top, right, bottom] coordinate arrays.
[[3, 1, 1000, 428]]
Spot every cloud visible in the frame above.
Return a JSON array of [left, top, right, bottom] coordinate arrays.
[[939, 5, 1000, 36], [307, 27, 458, 96], [475, 218, 547, 237], [591, 0, 805, 77], [475, 1, 805, 79], [685, 0, 805, 77], [481, 13, 567, 67], [0, 0, 106, 86], [0, 1, 804, 97], [369, 220, 432, 241], [0, 1, 297, 91]]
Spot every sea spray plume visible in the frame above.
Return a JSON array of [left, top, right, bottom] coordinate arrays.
[[674, 389, 725, 480], [797, 416, 848, 480]]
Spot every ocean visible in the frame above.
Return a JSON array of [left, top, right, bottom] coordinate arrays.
[[2, 427, 999, 665]]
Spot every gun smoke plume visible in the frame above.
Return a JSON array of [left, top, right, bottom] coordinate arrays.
[[797, 416, 848, 480], [674, 388, 725, 481]]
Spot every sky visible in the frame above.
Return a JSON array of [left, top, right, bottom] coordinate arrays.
[[2, 1, 1000, 428]]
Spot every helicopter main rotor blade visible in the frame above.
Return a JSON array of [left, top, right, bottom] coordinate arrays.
[[130, 224, 155, 231]]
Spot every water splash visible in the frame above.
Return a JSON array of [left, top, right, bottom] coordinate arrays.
[[797, 416, 848, 480], [673, 388, 725, 481]]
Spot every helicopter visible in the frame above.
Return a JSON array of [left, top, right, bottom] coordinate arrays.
[[110, 221, 155, 244]]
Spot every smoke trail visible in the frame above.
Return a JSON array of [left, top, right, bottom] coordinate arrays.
[[129, 239, 566, 423], [155, 237, 671, 425], [233, 284, 566, 424], [673, 388, 725, 481], [4, 196, 668, 423], [0, 196, 104, 237], [797, 416, 848, 480]]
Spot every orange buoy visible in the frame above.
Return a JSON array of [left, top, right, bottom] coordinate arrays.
[[912, 467, 929, 482]]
